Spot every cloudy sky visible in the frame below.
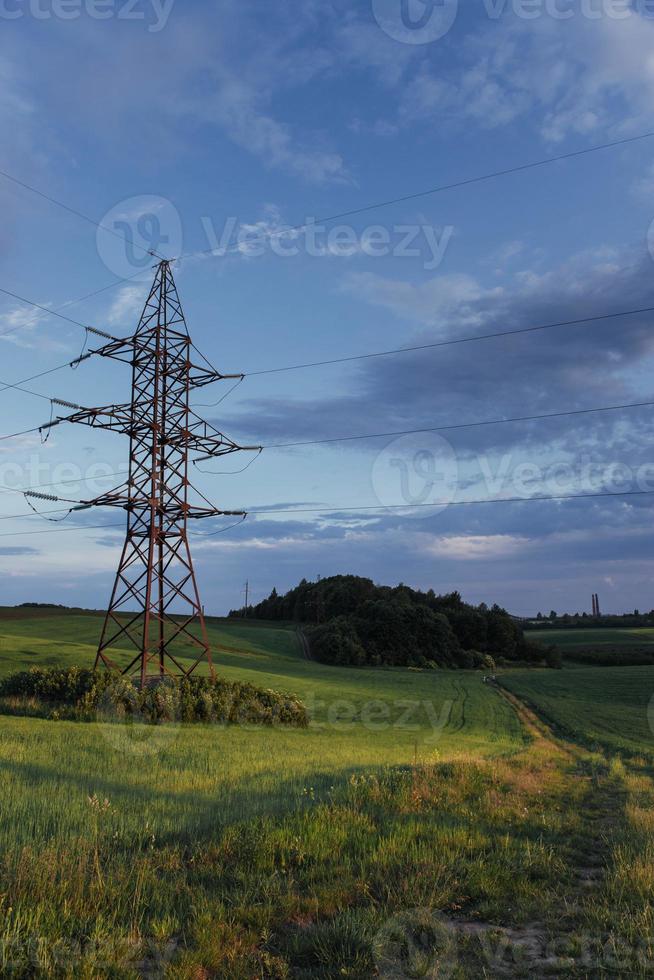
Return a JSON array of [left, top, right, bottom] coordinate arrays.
[[2, 0, 654, 615]]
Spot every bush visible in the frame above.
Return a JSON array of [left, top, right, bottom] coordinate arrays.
[[0, 668, 309, 728], [545, 646, 563, 670]]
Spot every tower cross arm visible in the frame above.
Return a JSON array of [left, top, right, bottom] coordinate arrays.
[[188, 368, 245, 390], [186, 507, 247, 521], [164, 412, 261, 457], [49, 403, 137, 436], [85, 334, 244, 387]]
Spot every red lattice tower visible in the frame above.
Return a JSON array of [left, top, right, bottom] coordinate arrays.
[[42, 261, 258, 684]]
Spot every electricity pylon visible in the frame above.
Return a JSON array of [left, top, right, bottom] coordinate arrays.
[[40, 260, 259, 685]]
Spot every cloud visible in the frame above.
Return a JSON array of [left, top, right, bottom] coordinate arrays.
[[197, 74, 348, 185], [340, 270, 502, 327], [13, 4, 349, 185], [222, 241, 654, 460], [107, 286, 143, 327], [424, 533, 529, 559], [0, 304, 45, 348], [395, 11, 654, 142]]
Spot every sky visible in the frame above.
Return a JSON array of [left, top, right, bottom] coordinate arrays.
[[2, 0, 654, 615]]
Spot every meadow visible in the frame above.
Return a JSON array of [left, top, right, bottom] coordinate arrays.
[[1, 610, 654, 976], [527, 627, 654, 649], [528, 626, 654, 666], [502, 665, 654, 757]]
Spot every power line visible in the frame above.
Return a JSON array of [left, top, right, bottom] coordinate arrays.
[[245, 304, 654, 377], [265, 398, 654, 450], [183, 131, 654, 261], [2, 485, 653, 536], [0, 375, 58, 403], [0, 266, 150, 344], [0, 394, 652, 483], [0, 166, 163, 260], [248, 487, 654, 517], [0, 294, 654, 424], [3, 293, 649, 417], [0, 361, 82, 396], [0, 285, 92, 333], [0, 468, 129, 497], [0, 424, 44, 443], [0, 521, 123, 540]]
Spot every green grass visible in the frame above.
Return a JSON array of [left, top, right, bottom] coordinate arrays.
[[527, 627, 654, 667], [0, 611, 523, 845], [0, 609, 520, 746], [502, 665, 654, 756], [528, 626, 654, 648], [3, 610, 654, 976]]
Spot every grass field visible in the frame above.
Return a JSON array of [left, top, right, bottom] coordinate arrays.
[[528, 627, 654, 648], [528, 626, 654, 666], [502, 665, 654, 757], [2, 610, 654, 976]]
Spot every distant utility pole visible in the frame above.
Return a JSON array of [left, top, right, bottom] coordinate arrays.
[[36, 260, 260, 684]]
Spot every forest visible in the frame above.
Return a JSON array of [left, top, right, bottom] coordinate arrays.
[[230, 576, 556, 668]]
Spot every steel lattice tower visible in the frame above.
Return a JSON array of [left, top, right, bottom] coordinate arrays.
[[42, 261, 258, 685]]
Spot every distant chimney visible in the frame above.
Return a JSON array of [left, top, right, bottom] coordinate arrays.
[[595, 594, 600, 617]]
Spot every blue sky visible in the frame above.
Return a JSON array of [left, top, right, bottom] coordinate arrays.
[[2, 0, 654, 615]]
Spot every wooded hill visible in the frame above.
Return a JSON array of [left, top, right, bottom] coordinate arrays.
[[230, 576, 554, 669]]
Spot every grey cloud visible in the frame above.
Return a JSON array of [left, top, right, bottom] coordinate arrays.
[[221, 246, 654, 462]]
